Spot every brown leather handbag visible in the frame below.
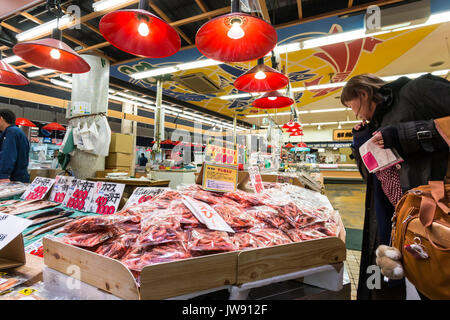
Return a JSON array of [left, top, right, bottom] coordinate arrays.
[[391, 116, 450, 300]]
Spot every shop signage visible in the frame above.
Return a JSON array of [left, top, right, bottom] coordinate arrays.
[[21, 177, 56, 201], [123, 187, 169, 209], [308, 142, 352, 148], [62, 179, 96, 212], [333, 129, 353, 141], [202, 163, 238, 193], [205, 144, 237, 165], [182, 195, 234, 233], [49, 176, 75, 203], [248, 166, 264, 194], [88, 182, 125, 215], [0, 213, 32, 251]]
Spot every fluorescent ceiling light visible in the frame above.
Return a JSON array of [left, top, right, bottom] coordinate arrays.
[[16, 15, 73, 41], [381, 22, 411, 31], [27, 68, 55, 78], [246, 112, 292, 118], [50, 79, 72, 89], [131, 66, 179, 79], [302, 29, 366, 49], [115, 91, 155, 105], [92, 0, 131, 12], [177, 59, 222, 70], [59, 74, 72, 83], [3, 55, 22, 64]]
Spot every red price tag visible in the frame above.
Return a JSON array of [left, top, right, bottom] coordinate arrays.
[[138, 195, 153, 203], [95, 196, 115, 215], [54, 192, 66, 203], [25, 186, 48, 200], [66, 189, 88, 210]]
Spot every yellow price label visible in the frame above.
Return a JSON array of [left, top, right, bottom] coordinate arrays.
[[19, 288, 36, 296]]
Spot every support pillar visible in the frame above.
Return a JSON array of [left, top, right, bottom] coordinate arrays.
[[122, 102, 138, 176]]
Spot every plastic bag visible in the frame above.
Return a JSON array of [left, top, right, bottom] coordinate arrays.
[[137, 211, 183, 247], [285, 228, 329, 242], [61, 215, 139, 234], [121, 242, 191, 272], [245, 206, 286, 229], [0, 273, 29, 293], [187, 228, 237, 253], [223, 190, 266, 208], [231, 232, 265, 250], [61, 231, 116, 247], [247, 227, 292, 247], [213, 204, 257, 230], [167, 201, 201, 228], [94, 233, 138, 260]]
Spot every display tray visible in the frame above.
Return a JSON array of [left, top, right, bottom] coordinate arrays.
[[43, 226, 346, 300]]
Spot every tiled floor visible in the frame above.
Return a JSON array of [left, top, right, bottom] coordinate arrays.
[[345, 249, 362, 300]]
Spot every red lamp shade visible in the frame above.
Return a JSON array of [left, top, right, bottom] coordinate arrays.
[[13, 38, 90, 74], [252, 91, 294, 109], [99, 9, 180, 58], [282, 120, 301, 129], [42, 122, 65, 131], [195, 13, 277, 63], [234, 64, 289, 92], [286, 127, 302, 133], [297, 142, 307, 148], [15, 117, 36, 127], [290, 131, 304, 136], [0, 60, 30, 85], [284, 143, 294, 148]]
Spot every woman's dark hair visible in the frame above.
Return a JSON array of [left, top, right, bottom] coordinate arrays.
[[340, 74, 387, 106], [0, 109, 16, 125]]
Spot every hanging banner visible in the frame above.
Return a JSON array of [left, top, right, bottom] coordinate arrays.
[[63, 180, 96, 212], [21, 177, 55, 201], [88, 182, 126, 215], [123, 187, 169, 210], [248, 166, 264, 194], [49, 176, 75, 203], [202, 163, 238, 193]]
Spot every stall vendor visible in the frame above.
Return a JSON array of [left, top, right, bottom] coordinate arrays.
[[0, 109, 30, 183]]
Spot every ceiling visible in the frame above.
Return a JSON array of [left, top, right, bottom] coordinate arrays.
[[0, 0, 449, 129]]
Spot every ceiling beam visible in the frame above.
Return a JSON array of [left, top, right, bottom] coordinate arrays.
[[149, 1, 193, 45], [297, 0, 303, 19], [195, 0, 208, 13], [0, 22, 21, 34], [170, 6, 231, 27], [276, 0, 406, 29], [257, 0, 271, 23], [348, 0, 354, 8]]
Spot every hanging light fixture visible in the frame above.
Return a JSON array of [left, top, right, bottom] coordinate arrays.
[[13, 1, 90, 74], [234, 58, 289, 92], [284, 143, 294, 148], [42, 122, 65, 131], [252, 91, 294, 109], [195, 0, 277, 63], [282, 120, 301, 129], [15, 117, 36, 127], [99, 0, 180, 58], [290, 131, 304, 137], [0, 58, 30, 86], [286, 127, 302, 133], [297, 142, 307, 148]]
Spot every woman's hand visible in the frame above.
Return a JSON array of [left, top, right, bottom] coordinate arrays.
[[372, 131, 385, 148], [353, 120, 367, 131]]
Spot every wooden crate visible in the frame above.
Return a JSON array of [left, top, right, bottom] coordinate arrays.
[[43, 237, 238, 300]]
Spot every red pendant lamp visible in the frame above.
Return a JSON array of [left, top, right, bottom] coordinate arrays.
[[252, 91, 294, 109], [0, 59, 30, 85], [43, 122, 65, 131], [99, 0, 180, 58], [16, 117, 36, 127], [234, 59, 289, 92], [284, 143, 294, 148], [195, 0, 277, 63], [286, 127, 302, 133], [290, 131, 304, 137], [297, 142, 307, 148]]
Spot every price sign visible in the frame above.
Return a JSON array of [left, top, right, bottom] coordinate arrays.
[[182, 196, 234, 233], [248, 166, 264, 194], [0, 213, 32, 251], [205, 144, 237, 165], [21, 177, 55, 201], [49, 176, 75, 203], [202, 163, 238, 193], [88, 182, 125, 215], [25, 238, 44, 258], [123, 187, 169, 209], [62, 180, 96, 212]]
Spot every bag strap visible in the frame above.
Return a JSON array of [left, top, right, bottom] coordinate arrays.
[[419, 181, 450, 227], [429, 181, 450, 214]]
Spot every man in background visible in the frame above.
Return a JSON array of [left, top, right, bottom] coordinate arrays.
[[138, 152, 148, 167], [0, 109, 30, 183]]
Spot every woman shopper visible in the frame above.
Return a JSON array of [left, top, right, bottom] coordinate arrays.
[[340, 73, 450, 300]]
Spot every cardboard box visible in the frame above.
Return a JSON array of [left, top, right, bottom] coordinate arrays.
[[106, 153, 133, 168], [109, 133, 133, 154], [0, 234, 26, 270]]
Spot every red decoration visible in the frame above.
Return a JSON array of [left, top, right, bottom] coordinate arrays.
[[13, 38, 90, 74], [0, 60, 30, 86], [234, 64, 289, 92], [195, 13, 277, 63], [286, 127, 303, 133], [297, 142, 308, 148], [252, 91, 294, 109], [290, 131, 304, 136], [42, 122, 65, 131], [99, 9, 180, 58], [284, 143, 294, 148], [282, 120, 301, 129], [15, 117, 36, 127]]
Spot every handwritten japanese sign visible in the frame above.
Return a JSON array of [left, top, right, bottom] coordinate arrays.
[[123, 187, 169, 210], [205, 144, 237, 165], [62, 180, 96, 212], [202, 163, 238, 193], [248, 166, 264, 194], [21, 177, 55, 201], [88, 182, 125, 214], [49, 176, 75, 203]]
